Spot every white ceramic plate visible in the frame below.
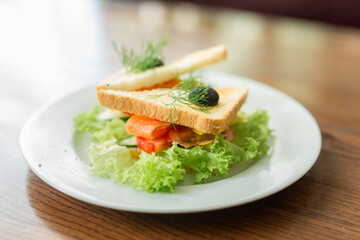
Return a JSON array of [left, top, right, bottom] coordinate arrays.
[[20, 72, 321, 214]]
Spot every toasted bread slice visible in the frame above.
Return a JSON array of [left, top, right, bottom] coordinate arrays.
[[96, 45, 227, 91], [97, 86, 248, 134]]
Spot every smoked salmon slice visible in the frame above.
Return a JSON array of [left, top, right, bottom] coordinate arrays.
[[126, 115, 172, 140]]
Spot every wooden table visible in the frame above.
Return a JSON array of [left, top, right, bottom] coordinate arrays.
[[1, 1, 359, 239]]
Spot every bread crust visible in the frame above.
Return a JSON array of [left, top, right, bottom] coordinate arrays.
[[97, 86, 248, 134]]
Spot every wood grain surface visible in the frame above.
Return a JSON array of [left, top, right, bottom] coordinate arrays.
[[1, 1, 359, 239]]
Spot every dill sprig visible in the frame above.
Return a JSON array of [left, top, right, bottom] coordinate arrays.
[[151, 73, 213, 123], [113, 37, 169, 73]]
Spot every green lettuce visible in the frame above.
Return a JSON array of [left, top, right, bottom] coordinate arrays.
[[114, 152, 185, 193], [92, 118, 128, 143], [161, 137, 234, 183], [231, 110, 271, 160], [74, 106, 129, 143], [88, 140, 185, 193], [74, 107, 272, 193], [74, 105, 104, 133], [88, 139, 134, 177]]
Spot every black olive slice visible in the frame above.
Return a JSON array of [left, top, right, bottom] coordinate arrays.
[[143, 57, 164, 70], [188, 86, 219, 106]]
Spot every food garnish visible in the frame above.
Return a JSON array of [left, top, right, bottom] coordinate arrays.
[[151, 73, 217, 123], [113, 37, 169, 73], [188, 86, 219, 106]]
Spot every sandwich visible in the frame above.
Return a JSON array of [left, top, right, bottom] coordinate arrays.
[[74, 39, 271, 193]]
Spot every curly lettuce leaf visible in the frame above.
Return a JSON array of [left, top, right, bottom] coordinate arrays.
[[231, 110, 271, 160], [74, 106, 129, 143], [92, 118, 129, 143], [88, 139, 134, 177], [74, 105, 104, 133], [162, 136, 234, 183], [114, 152, 185, 193]]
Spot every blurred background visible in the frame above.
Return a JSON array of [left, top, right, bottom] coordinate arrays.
[[165, 0, 360, 27], [0, 0, 359, 127], [1, 2, 360, 238]]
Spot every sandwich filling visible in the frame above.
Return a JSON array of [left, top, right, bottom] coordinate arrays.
[[74, 105, 271, 192], [125, 115, 235, 154]]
